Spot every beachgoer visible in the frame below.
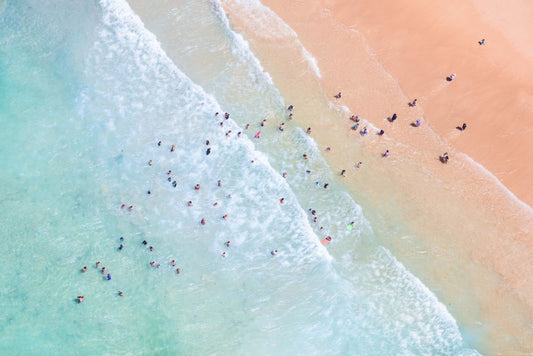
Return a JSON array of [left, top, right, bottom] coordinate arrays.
[[221, 251, 227, 258], [77, 295, 84, 303], [206, 148, 211, 155], [462, 123, 467, 130], [288, 113, 293, 119], [206, 140, 210, 146], [261, 119, 267, 127], [224, 112, 230, 119], [383, 150, 390, 157], [390, 113, 398, 122], [171, 145, 176, 152], [176, 268, 181, 274], [326, 147, 331, 151], [213, 202, 218, 207], [194, 184, 200, 190], [106, 274, 111, 280], [120, 204, 125, 209], [324, 183, 329, 189], [478, 39, 485, 45], [95, 261, 101, 268], [287, 105, 294, 111], [118, 244, 123, 250], [171, 259, 176, 266], [306, 127, 312, 134], [149, 246, 153, 252], [378, 129, 384, 136], [142, 240, 147, 245], [128, 205, 133, 211], [188, 201, 193, 207], [245, 123, 250, 130], [167, 177, 172, 182], [172, 181, 177, 188], [81, 266, 87, 272], [222, 214, 228, 220], [321, 236, 332, 245], [334, 92, 342, 99], [226, 130, 232, 137], [217, 180, 222, 187], [157, 141, 162, 146], [118, 291, 124, 297], [415, 119, 421, 127], [279, 123, 285, 131], [356, 162, 362, 168], [341, 169, 346, 177], [282, 172, 287, 178], [101, 267, 106, 274], [148, 160, 152, 166], [360, 127, 368, 136], [271, 249, 278, 256], [280, 198, 285, 204], [225, 241, 231, 247], [303, 153, 308, 160], [201, 218, 206, 225], [439, 152, 449, 163]]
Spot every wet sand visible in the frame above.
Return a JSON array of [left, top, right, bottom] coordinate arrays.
[[220, 0, 533, 353]]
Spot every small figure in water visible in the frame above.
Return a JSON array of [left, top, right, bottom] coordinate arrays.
[[306, 127, 312, 135], [148, 160, 153, 166], [261, 119, 267, 127], [188, 201, 193, 207], [221, 251, 227, 258], [77, 295, 84, 303], [225, 241, 231, 247], [194, 184, 200, 190], [157, 141, 162, 147], [171, 260, 176, 266], [279, 198, 285, 204], [271, 249, 278, 256], [118, 291, 124, 297], [201, 218, 206, 225], [321, 236, 332, 245], [323, 183, 329, 189], [81, 266, 87, 273], [341, 169, 346, 177], [106, 274, 111, 280], [287, 105, 294, 111], [170, 145, 176, 152]]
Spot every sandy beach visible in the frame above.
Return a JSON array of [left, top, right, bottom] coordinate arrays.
[[220, 0, 533, 353]]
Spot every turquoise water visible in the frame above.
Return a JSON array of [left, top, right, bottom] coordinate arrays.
[[0, 0, 478, 354]]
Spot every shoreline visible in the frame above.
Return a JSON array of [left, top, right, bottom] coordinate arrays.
[[220, 0, 533, 353]]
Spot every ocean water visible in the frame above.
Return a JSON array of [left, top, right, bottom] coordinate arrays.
[[0, 0, 480, 354]]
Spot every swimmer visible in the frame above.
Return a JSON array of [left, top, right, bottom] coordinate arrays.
[[280, 198, 285, 204], [288, 113, 293, 119], [106, 274, 111, 280], [147, 190, 151, 195], [142, 240, 147, 245], [278, 123, 285, 131], [149, 246, 153, 252], [118, 244, 123, 250], [157, 141, 162, 146], [225, 130, 232, 137], [287, 105, 294, 111], [120, 204, 126, 209], [222, 214, 228, 220], [303, 153, 308, 160], [324, 183, 329, 189], [101, 267, 106, 274], [201, 218, 206, 225], [128, 205, 133, 211], [224, 112, 229, 119], [171, 145, 176, 152], [172, 181, 177, 188], [206, 148, 211, 155], [118, 291, 124, 297], [95, 261, 101, 268], [306, 127, 312, 134], [167, 177, 172, 182], [237, 131, 242, 137], [194, 184, 200, 190], [326, 147, 331, 151], [313, 217, 318, 223], [77, 295, 84, 303], [261, 119, 267, 127], [148, 160, 152, 166], [282, 172, 287, 178], [171, 259, 176, 266], [213, 202, 218, 207], [271, 249, 278, 256], [225, 241, 231, 247], [245, 123, 250, 130], [188, 201, 193, 207], [341, 169, 346, 177], [206, 140, 210, 146], [81, 266, 87, 273], [217, 180, 222, 187], [167, 170, 172, 176], [176, 268, 181, 274], [219, 122, 224, 127], [221, 251, 227, 258], [321, 236, 332, 245], [120, 237, 124, 242]]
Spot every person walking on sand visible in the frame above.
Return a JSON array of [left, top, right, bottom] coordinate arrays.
[[334, 92, 342, 99], [383, 150, 390, 157]]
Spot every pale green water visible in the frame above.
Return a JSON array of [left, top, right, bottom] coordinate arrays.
[[0, 0, 479, 354]]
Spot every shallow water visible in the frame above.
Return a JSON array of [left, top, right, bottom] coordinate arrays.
[[0, 0, 480, 354]]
